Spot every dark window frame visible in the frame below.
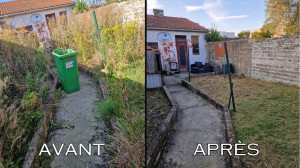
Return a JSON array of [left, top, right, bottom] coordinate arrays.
[[59, 11, 67, 16], [147, 42, 159, 49], [16, 25, 33, 31], [45, 13, 56, 26], [191, 36, 200, 54]]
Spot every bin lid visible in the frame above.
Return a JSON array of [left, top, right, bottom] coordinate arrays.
[[52, 48, 78, 58]]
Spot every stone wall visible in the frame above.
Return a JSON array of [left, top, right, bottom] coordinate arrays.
[[206, 36, 300, 86], [119, 0, 145, 25], [252, 36, 299, 85]]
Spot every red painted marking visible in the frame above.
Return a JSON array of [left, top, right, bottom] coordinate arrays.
[[215, 41, 230, 57]]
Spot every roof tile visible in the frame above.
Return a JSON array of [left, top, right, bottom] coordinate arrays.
[[0, 0, 75, 16], [147, 15, 208, 31]]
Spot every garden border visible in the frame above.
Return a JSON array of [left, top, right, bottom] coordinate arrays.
[[23, 69, 59, 168], [182, 75, 238, 168], [146, 86, 179, 168]]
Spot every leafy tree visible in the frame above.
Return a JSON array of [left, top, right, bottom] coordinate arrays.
[[284, 2, 299, 35], [237, 30, 251, 39], [75, 0, 89, 14], [251, 30, 273, 39], [205, 25, 223, 42], [263, 0, 299, 35]]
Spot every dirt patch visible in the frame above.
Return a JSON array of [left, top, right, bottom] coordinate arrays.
[[191, 74, 299, 167], [146, 89, 171, 148]]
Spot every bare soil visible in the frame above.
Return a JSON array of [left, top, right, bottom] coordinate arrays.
[[146, 89, 171, 149]]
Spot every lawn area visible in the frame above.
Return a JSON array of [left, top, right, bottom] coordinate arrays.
[[146, 89, 172, 148], [191, 75, 299, 168]]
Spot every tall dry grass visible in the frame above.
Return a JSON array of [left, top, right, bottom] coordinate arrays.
[[0, 28, 51, 167], [48, 4, 145, 167]]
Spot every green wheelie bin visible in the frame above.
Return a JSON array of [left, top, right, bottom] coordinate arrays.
[[52, 48, 80, 94]]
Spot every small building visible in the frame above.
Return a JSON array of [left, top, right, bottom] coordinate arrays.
[[218, 31, 235, 38], [147, 45, 163, 89], [86, 0, 103, 7], [147, 9, 209, 71], [0, 0, 75, 42]]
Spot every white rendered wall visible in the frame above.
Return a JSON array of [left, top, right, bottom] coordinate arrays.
[[3, 5, 73, 41]]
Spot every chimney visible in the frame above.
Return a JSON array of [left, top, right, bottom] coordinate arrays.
[[153, 9, 164, 17]]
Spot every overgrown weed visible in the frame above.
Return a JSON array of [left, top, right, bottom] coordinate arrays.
[[48, 3, 145, 167], [0, 28, 52, 167]]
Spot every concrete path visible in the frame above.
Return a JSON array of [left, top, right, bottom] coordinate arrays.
[[159, 73, 226, 168], [47, 74, 107, 168]]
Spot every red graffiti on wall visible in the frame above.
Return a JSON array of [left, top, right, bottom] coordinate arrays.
[[187, 39, 193, 49], [160, 42, 176, 62], [35, 22, 49, 42]]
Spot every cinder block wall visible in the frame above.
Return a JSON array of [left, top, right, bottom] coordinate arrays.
[[252, 36, 300, 86], [206, 36, 300, 86], [206, 39, 253, 76]]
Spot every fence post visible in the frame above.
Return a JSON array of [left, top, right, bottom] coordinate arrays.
[[224, 42, 236, 112], [92, 10, 104, 63]]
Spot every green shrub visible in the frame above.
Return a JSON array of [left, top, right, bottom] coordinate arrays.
[[205, 25, 223, 42], [251, 30, 273, 39], [75, 0, 89, 14]]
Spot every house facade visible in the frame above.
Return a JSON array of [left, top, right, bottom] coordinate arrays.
[[0, 0, 75, 42], [147, 9, 208, 71]]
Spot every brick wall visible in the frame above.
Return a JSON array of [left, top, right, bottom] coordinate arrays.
[[206, 36, 300, 86]]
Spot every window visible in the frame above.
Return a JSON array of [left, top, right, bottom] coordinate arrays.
[[16, 25, 33, 32], [147, 42, 158, 49], [59, 11, 67, 24], [59, 11, 67, 16], [192, 36, 199, 54]]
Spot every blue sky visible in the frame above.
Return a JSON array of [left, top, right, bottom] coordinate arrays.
[[0, 0, 266, 36], [147, 0, 266, 36]]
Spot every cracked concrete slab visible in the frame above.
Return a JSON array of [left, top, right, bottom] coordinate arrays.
[[159, 72, 226, 168], [47, 74, 107, 168]]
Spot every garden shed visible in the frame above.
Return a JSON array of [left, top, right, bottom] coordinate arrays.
[[147, 45, 162, 88]]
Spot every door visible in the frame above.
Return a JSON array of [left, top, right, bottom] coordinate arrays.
[[45, 13, 56, 28], [175, 36, 188, 70]]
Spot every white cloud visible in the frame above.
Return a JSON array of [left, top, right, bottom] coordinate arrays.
[[185, 0, 248, 22], [147, 0, 163, 14], [215, 15, 248, 20]]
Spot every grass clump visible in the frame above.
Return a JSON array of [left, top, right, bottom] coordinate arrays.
[[98, 98, 122, 121], [191, 75, 299, 168]]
